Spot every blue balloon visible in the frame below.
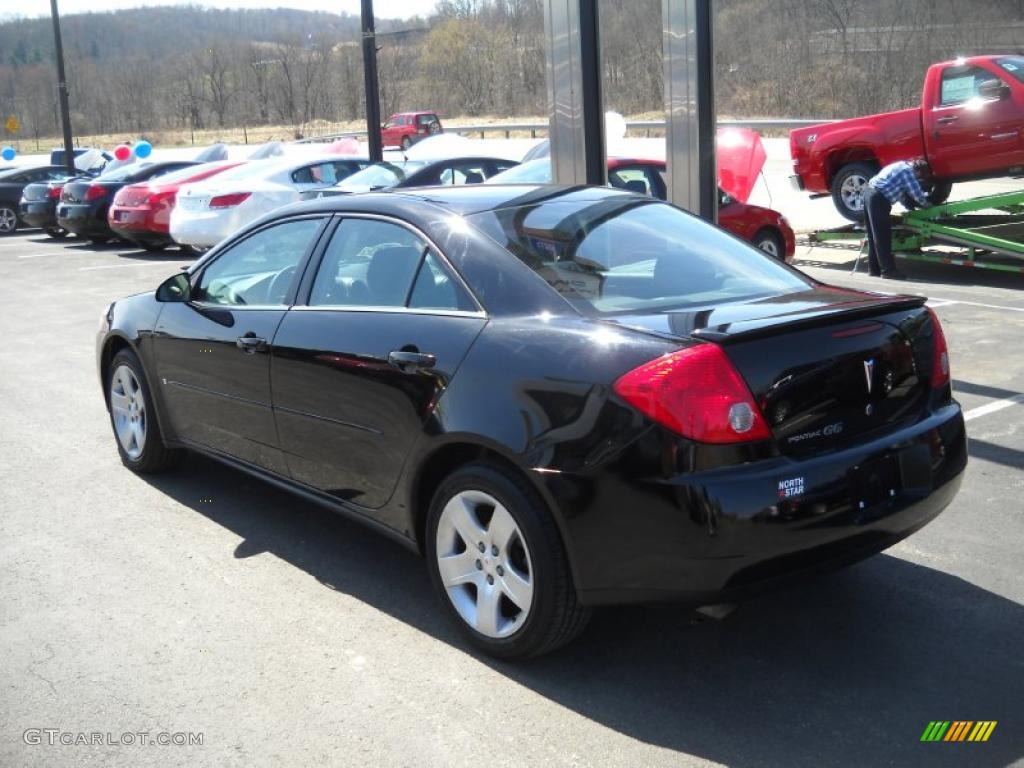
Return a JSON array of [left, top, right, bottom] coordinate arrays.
[[133, 140, 152, 159], [1, 146, 15, 161]]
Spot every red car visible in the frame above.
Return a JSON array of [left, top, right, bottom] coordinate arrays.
[[790, 54, 1024, 220], [108, 161, 242, 252], [381, 111, 443, 150]]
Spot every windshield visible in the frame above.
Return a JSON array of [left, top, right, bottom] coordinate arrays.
[[469, 197, 810, 315], [336, 160, 427, 190], [996, 56, 1024, 84], [486, 159, 552, 184]]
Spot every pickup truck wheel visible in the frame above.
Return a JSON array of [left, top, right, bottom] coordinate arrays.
[[927, 181, 952, 207], [401, 136, 412, 151], [832, 161, 878, 222]]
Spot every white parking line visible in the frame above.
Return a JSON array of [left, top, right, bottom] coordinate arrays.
[[929, 298, 1024, 313], [963, 394, 1024, 422]]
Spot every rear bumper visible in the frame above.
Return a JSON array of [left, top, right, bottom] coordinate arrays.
[[19, 201, 57, 229], [57, 203, 110, 237], [170, 211, 235, 248], [545, 403, 967, 606]]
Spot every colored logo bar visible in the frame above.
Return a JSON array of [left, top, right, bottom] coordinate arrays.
[[921, 721, 997, 742]]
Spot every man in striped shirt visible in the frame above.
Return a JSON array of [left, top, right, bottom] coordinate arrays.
[[862, 158, 932, 280]]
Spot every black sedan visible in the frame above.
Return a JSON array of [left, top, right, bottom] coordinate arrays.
[[20, 177, 80, 239], [303, 156, 518, 199], [97, 185, 966, 658], [58, 161, 197, 243], [0, 165, 77, 235]]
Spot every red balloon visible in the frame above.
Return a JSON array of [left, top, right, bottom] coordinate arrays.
[[114, 144, 131, 161]]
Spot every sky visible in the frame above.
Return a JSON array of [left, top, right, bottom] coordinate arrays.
[[9, 0, 440, 21]]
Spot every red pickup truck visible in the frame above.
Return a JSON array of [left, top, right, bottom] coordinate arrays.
[[790, 55, 1024, 220]]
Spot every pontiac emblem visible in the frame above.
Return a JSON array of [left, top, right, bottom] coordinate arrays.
[[863, 358, 875, 395]]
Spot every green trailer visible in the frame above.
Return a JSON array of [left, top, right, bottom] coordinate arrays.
[[807, 189, 1024, 274]]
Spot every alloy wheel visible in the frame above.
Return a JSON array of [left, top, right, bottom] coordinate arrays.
[[435, 490, 534, 639], [840, 174, 867, 212], [110, 364, 147, 460], [757, 238, 779, 258], [0, 207, 17, 234]]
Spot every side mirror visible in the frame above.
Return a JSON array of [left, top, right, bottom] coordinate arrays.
[[156, 271, 191, 302], [979, 79, 1012, 101]]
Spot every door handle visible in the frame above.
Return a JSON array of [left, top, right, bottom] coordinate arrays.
[[388, 350, 436, 371], [936, 115, 959, 125], [236, 333, 267, 354]]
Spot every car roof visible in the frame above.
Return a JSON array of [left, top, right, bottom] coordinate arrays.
[[286, 183, 640, 219]]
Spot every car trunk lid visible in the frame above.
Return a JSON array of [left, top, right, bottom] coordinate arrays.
[[60, 180, 93, 204], [605, 286, 937, 454]]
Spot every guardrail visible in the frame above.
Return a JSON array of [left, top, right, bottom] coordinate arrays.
[[297, 117, 836, 143]]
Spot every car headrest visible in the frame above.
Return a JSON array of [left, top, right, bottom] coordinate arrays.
[[463, 171, 485, 185], [366, 245, 422, 306], [624, 179, 648, 194]]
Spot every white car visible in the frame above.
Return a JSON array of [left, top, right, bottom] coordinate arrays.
[[170, 154, 368, 248]]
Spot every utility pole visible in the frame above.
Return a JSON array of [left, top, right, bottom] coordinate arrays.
[[49, 0, 76, 175], [361, 0, 382, 162]]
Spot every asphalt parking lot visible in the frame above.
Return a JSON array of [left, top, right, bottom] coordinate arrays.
[[1, 230, 1022, 768]]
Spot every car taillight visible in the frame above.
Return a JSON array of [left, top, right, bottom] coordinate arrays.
[[926, 307, 950, 388], [48, 186, 62, 200], [85, 184, 106, 201], [147, 189, 176, 206], [209, 192, 251, 208], [613, 343, 771, 444]]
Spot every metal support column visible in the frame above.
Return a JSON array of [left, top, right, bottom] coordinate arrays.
[[663, 0, 716, 221], [543, 0, 606, 186]]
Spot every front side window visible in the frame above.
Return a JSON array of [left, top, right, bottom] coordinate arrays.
[[194, 218, 322, 306], [939, 65, 999, 106], [469, 197, 809, 315]]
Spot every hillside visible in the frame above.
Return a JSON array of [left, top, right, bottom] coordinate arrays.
[[1, 0, 1022, 149]]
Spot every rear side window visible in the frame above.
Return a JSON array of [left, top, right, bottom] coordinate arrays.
[[469, 198, 809, 315], [310, 219, 473, 311], [939, 65, 999, 106]]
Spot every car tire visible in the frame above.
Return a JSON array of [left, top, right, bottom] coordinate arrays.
[[752, 228, 785, 260], [0, 206, 18, 235], [89, 235, 110, 245], [426, 461, 590, 659], [44, 226, 68, 239], [401, 136, 412, 151], [142, 242, 168, 252], [927, 180, 952, 207], [831, 161, 879, 222], [107, 348, 182, 474]]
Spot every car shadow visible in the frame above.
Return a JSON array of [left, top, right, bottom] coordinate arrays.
[[114, 248, 197, 263], [794, 249, 1024, 290], [142, 454, 1023, 768]]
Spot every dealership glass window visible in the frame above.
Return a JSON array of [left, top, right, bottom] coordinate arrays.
[[939, 66, 999, 106], [194, 218, 322, 306]]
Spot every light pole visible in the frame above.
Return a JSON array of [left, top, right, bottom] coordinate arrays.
[[361, 0, 383, 162], [49, 0, 75, 175]]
